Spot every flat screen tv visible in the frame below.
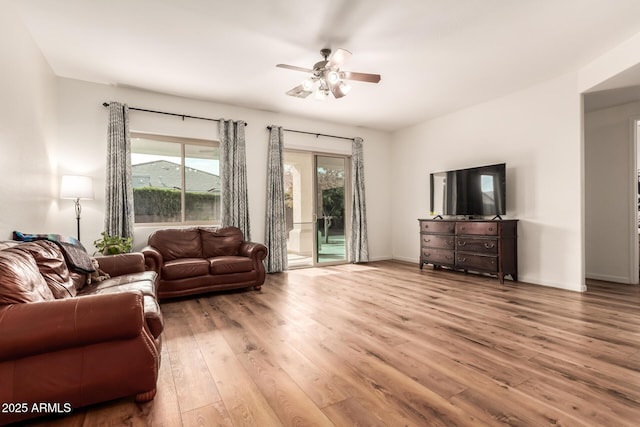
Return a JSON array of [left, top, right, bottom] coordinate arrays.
[[430, 163, 506, 218]]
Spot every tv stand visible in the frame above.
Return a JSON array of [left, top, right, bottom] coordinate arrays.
[[418, 218, 518, 283]]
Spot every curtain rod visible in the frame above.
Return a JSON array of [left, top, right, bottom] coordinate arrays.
[[101, 102, 248, 126], [267, 125, 355, 141]]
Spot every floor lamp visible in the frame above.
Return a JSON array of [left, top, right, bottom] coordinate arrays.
[[60, 175, 94, 241]]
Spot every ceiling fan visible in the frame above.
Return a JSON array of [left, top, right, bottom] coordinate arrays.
[[276, 48, 381, 100]]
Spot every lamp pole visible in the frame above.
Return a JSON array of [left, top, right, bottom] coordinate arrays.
[[60, 175, 94, 243], [73, 198, 82, 241]]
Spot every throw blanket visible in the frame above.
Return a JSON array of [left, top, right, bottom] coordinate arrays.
[[12, 231, 95, 273]]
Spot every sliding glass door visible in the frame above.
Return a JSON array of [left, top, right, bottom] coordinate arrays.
[[315, 155, 347, 264], [284, 151, 315, 268], [283, 151, 349, 267]]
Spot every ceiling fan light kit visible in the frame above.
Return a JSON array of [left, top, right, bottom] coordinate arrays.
[[315, 88, 329, 101], [302, 79, 314, 91], [336, 81, 352, 96], [277, 48, 381, 100]]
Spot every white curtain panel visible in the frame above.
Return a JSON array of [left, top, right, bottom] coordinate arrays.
[[218, 119, 251, 240], [104, 102, 134, 240], [350, 137, 369, 263], [265, 126, 287, 273]]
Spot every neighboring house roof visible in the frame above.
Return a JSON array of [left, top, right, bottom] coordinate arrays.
[[132, 160, 220, 194]]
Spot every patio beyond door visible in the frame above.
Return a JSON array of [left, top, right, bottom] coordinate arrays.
[[284, 151, 349, 268]]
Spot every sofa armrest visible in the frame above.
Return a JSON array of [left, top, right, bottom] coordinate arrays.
[[239, 241, 268, 261], [142, 246, 163, 274], [0, 291, 146, 362], [96, 252, 146, 276]]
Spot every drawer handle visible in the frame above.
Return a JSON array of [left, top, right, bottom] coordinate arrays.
[[458, 257, 466, 262], [458, 241, 467, 247], [484, 242, 495, 249], [423, 238, 431, 243], [445, 240, 453, 245], [488, 227, 494, 232]]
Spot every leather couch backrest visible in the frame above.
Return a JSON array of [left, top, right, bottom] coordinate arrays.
[[200, 227, 243, 257], [0, 247, 55, 304], [148, 228, 202, 261], [13, 241, 78, 298]]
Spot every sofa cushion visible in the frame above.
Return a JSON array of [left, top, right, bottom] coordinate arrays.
[[201, 227, 243, 257], [13, 241, 77, 299], [12, 231, 95, 273], [0, 241, 18, 251], [0, 248, 55, 304], [148, 228, 202, 261], [208, 256, 254, 275], [70, 271, 88, 293], [142, 295, 164, 339], [162, 258, 210, 280], [78, 271, 158, 297], [77, 273, 163, 339]]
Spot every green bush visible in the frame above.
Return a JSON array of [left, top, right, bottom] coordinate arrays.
[[134, 187, 181, 217], [133, 187, 220, 222]]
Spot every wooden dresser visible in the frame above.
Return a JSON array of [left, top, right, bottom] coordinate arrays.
[[418, 219, 518, 283]]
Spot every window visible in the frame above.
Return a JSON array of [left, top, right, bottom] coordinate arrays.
[[131, 133, 220, 224]]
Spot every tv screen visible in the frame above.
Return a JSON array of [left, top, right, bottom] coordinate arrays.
[[430, 163, 506, 217]]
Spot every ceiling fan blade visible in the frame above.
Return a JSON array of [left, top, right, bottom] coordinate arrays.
[[327, 48, 352, 68], [277, 64, 314, 73], [286, 85, 313, 98], [330, 84, 347, 99], [339, 70, 381, 83]]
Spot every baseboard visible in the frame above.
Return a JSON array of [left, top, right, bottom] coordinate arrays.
[[515, 275, 586, 292], [585, 272, 635, 284], [390, 255, 418, 264], [387, 258, 595, 291], [368, 255, 394, 262]]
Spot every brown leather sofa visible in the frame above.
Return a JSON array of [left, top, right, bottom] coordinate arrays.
[[142, 226, 268, 299], [0, 240, 163, 425]]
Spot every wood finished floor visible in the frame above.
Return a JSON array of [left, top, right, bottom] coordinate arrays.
[[20, 261, 640, 426]]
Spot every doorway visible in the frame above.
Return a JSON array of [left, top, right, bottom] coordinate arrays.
[[583, 97, 640, 285], [283, 150, 350, 268], [636, 119, 640, 281]]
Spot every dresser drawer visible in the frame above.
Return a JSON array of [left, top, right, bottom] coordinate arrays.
[[421, 248, 454, 265], [455, 237, 498, 255], [421, 234, 454, 249], [420, 221, 455, 234], [455, 253, 498, 272], [455, 221, 498, 236]]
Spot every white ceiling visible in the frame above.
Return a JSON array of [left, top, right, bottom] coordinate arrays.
[[14, 0, 640, 131]]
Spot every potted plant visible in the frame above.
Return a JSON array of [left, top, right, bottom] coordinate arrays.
[[93, 232, 132, 255]]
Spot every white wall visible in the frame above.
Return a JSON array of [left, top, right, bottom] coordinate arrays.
[[579, 27, 640, 286], [391, 73, 585, 291], [55, 78, 393, 258], [7, 1, 640, 290], [0, 5, 58, 241], [579, 30, 640, 93], [584, 102, 640, 283]]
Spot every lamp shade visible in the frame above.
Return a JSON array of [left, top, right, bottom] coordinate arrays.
[[60, 175, 94, 200]]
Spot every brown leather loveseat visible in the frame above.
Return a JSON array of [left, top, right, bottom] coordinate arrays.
[[0, 240, 163, 425], [142, 226, 268, 299]]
